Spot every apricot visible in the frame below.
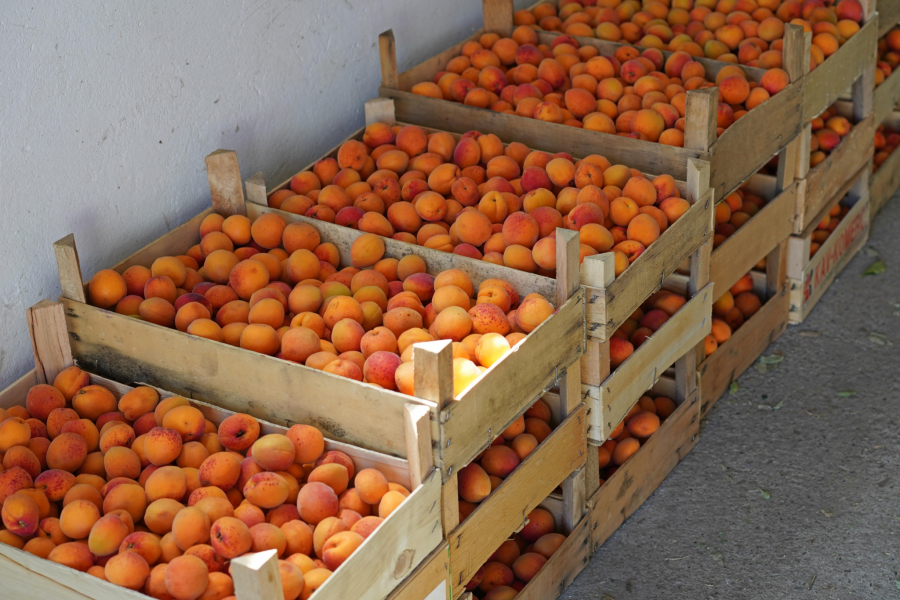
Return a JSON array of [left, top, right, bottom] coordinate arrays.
[[47, 541, 94, 572], [0, 417, 32, 452], [71, 385, 117, 421], [198, 452, 242, 491], [165, 554, 210, 600], [89, 269, 128, 308]]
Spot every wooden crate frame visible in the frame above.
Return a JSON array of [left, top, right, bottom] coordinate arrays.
[[879, 0, 900, 38], [456, 496, 592, 600], [787, 171, 872, 323], [378, 13, 812, 205], [874, 35, 900, 126], [588, 375, 700, 552], [1, 301, 442, 600], [870, 110, 900, 216], [54, 161, 585, 488], [387, 542, 450, 600]]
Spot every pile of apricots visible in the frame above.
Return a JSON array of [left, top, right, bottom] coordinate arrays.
[[807, 201, 851, 257], [596, 392, 676, 484], [876, 28, 900, 84], [808, 104, 854, 168], [0, 366, 410, 599], [517, 0, 864, 70], [411, 32, 790, 145], [457, 398, 555, 517], [713, 184, 769, 249], [874, 124, 900, 171], [704, 271, 764, 354], [609, 287, 691, 368], [274, 122, 692, 277], [464, 507, 567, 598], [87, 212, 560, 398]]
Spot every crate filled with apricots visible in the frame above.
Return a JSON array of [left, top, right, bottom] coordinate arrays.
[[512, 0, 876, 121], [456, 495, 591, 600], [874, 26, 900, 125], [54, 149, 585, 500], [787, 169, 871, 323], [0, 335, 444, 600], [249, 100, 714, 445], [378, 14, 809, 203], [870, 116, 900, 215], [588, 376, 699, 553]]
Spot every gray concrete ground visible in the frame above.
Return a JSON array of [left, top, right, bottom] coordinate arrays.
[[561, 192, 900, 600]]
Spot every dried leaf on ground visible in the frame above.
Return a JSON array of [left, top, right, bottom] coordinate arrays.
[[821, 509, 834, 517], [863, 260, 886, 275], [729, 382, 739, 394], [711, 552, 724, 566], [869, 332, 890, 345], [759, 489, 771, 499]]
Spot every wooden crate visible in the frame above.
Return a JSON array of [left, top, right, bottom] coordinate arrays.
[[387, 542, 450, 600], [588, 376, 700, 552], [697, 269, 790, 417], [456, 495, 592, 600], [1, 301, 442, 600], [870, 111, 900, 216], [787, 171, 872, 323], [874, 37, 900, 126], [377, 15, 811, 205], [879, 0, 900, 38]]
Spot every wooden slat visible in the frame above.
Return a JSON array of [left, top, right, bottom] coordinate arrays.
[[439, 290, 584, 477], [708, 183, 797, 294], [206, 149, 246, 217], [27, 300, 73, 385], [404, 403, 435, 490], [789, 195, 871, 323], [244, 172, 267, 206], [247, 203, 557, 301], [54, 234, 86, 303], [110, 209, 211, 273], [699, 287, 789, 416], [231, 550, 282, 600], [483, 0, 514, 36], [879, 0, 900, 36], [585, 284, 713, 444], [514, 514, 591, 600], [684, 88, 718, 152], [797, 115, 876, 235], [803, 18, 878, 120], [0, 369, 40, 408], [874, 66, 900, 127], [447, 406, 587, 591], [386, 542, 450, 600], [584, 189, 713, 340], [869, 134, 900, 216], [61, 298, 426, 457], [379, 30, 399, 89], [589, 389, 700, 550], [365, 97, 397, 126]]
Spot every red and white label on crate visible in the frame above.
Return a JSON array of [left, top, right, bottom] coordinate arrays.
[[803, 202, 870, 302]]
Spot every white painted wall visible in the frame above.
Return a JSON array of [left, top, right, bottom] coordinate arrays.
[[0, 0, 531, 389]]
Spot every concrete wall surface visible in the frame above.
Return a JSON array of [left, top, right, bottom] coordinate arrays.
[[0, 0, 529, 388]]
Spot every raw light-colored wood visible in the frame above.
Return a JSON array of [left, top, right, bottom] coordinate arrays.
[[447, 406, 587, 592], [386, 542, 450, 600], [708, 182, 797, 294], [365, 97, 397, 126], [874, 64, 900, 126], [206, 149, 246, 217], [585, 284, 713, 443], [684, 87, 718, 152], [555, 228, 580, 307], [244, 172, 267, 206], [231, 550, 282, 600], [483, 0, 514, 36], [27, 300, 73, 385], [440, 472, 460, 538], [589, 388, 700, 550], [108, 209, 211, 274], [561, 466, 586, 534], [879, 0, 900, 36], [699, 282, 790, 416], [380, 30, 399, 89], [789, 195, 871, 323], [54, 234, 86, 304], [803, 18, 878, 120], [514, 514, 591, 600], [438, 290, 584, 478], [405, 403, 435, 490], [795, 116, 876, 235], [414, 340, 454, 410], [61, 298, 426, 457]]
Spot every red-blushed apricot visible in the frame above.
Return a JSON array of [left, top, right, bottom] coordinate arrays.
[[297, 481, 339, 525], [285, 424, 325, 464], [165, 554, 210, 600]]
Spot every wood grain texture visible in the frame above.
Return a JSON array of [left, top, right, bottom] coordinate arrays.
[[585, 283, 713, 444], [54, 234, 86, 303], [0, 369, 40, 409], [379, 30, 399, 89], [699, 286, 789, 416], [61, 298, 426, 457], [447, 406, 587, 591], [797, 115, 875, 235], [684, 87, 718, 152], [874, 65, 900, 126], [386, 542, 450, 600], [206, 149, 246, 217], [708, 182, 797, 295], [404, 403, 435, 490], [803, 18, 878, 121], [514, 514, 591, 600], [589, 389, 700, 551], [27, 300, 73, 385], [879, 0, 900, 35], [789, 195, 871, 323], [439, 290, 584, 478], [483, 0, 514, 36], [244, 172, 267, 206]]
